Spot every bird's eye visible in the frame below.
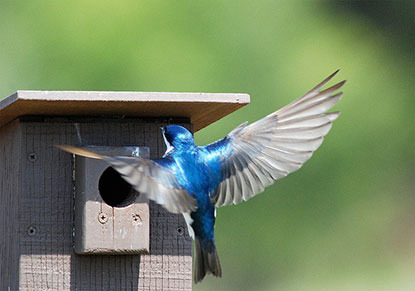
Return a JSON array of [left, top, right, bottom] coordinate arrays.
[[164, 131, 172, 142]]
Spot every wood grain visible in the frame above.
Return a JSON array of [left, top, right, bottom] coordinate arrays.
[[0, 120, 21, 291], [0, 90, 250, 132], [1, 118, 193, 290]]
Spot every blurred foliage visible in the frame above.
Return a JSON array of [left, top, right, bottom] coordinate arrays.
[[0, 1, 413, 290]]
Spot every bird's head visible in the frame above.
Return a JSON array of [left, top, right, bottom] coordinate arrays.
[[161, 125, 195, 155]]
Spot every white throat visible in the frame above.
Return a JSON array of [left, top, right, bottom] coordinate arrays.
[[162, 131, 174, 158]]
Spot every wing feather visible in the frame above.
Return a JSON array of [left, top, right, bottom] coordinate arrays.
[[57, 145, 197, 213], [210, 71, 345, 207]]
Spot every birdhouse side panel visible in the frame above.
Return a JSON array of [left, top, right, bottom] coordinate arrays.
[[0, 120, 22, 291]]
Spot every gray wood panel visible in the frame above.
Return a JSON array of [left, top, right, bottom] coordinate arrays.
[[0, 120, 21, 291], [6, 118, 192, 290]]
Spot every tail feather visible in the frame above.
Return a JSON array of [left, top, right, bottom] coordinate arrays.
[[194, 238, 222, 283]]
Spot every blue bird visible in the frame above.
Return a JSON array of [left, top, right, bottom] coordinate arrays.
[[58, 71, 345, 283]]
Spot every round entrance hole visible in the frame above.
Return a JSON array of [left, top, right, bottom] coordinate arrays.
[[98, 167, 138, 207]]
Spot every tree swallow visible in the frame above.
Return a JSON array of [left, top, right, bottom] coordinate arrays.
[[58, 70, 345, 283]]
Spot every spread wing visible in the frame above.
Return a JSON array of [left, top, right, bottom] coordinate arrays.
[[57, 145, 197, 213], [209, 70, 345, 207]]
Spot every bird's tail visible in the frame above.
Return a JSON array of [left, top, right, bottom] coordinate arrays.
[[194, 238, 222, 283]]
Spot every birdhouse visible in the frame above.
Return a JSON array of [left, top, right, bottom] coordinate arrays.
[[0, 90, 249, 290]]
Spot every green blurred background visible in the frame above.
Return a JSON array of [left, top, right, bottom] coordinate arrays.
[[0, 1, 413, 290]]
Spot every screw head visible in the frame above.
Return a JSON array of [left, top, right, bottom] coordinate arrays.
[[132, 213, 142, 226], [28, 152, 37, 162], [98, 212, 108, 224], [27, 226, 37, 236], [177, 226, 184, 236]]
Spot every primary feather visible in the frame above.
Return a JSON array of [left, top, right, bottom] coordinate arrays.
[[209, 71, 344, 207]]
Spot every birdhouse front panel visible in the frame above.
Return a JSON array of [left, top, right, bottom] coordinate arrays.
[[1, 118, 193, 291]]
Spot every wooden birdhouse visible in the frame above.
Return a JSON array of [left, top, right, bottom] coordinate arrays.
[[0, 90, 249, 290]]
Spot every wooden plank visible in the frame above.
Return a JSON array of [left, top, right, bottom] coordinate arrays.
[[0, 90, 250, 132], [19, 122, 75, 290], [73, 147, 150, 254], [17, 118, 192, 290], [0, 120, 21, 291]]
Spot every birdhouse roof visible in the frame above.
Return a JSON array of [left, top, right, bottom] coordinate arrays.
[[0, 90, 250, 131]]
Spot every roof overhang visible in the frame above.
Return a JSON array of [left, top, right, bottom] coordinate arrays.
[[0, 90, 250, 132]]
